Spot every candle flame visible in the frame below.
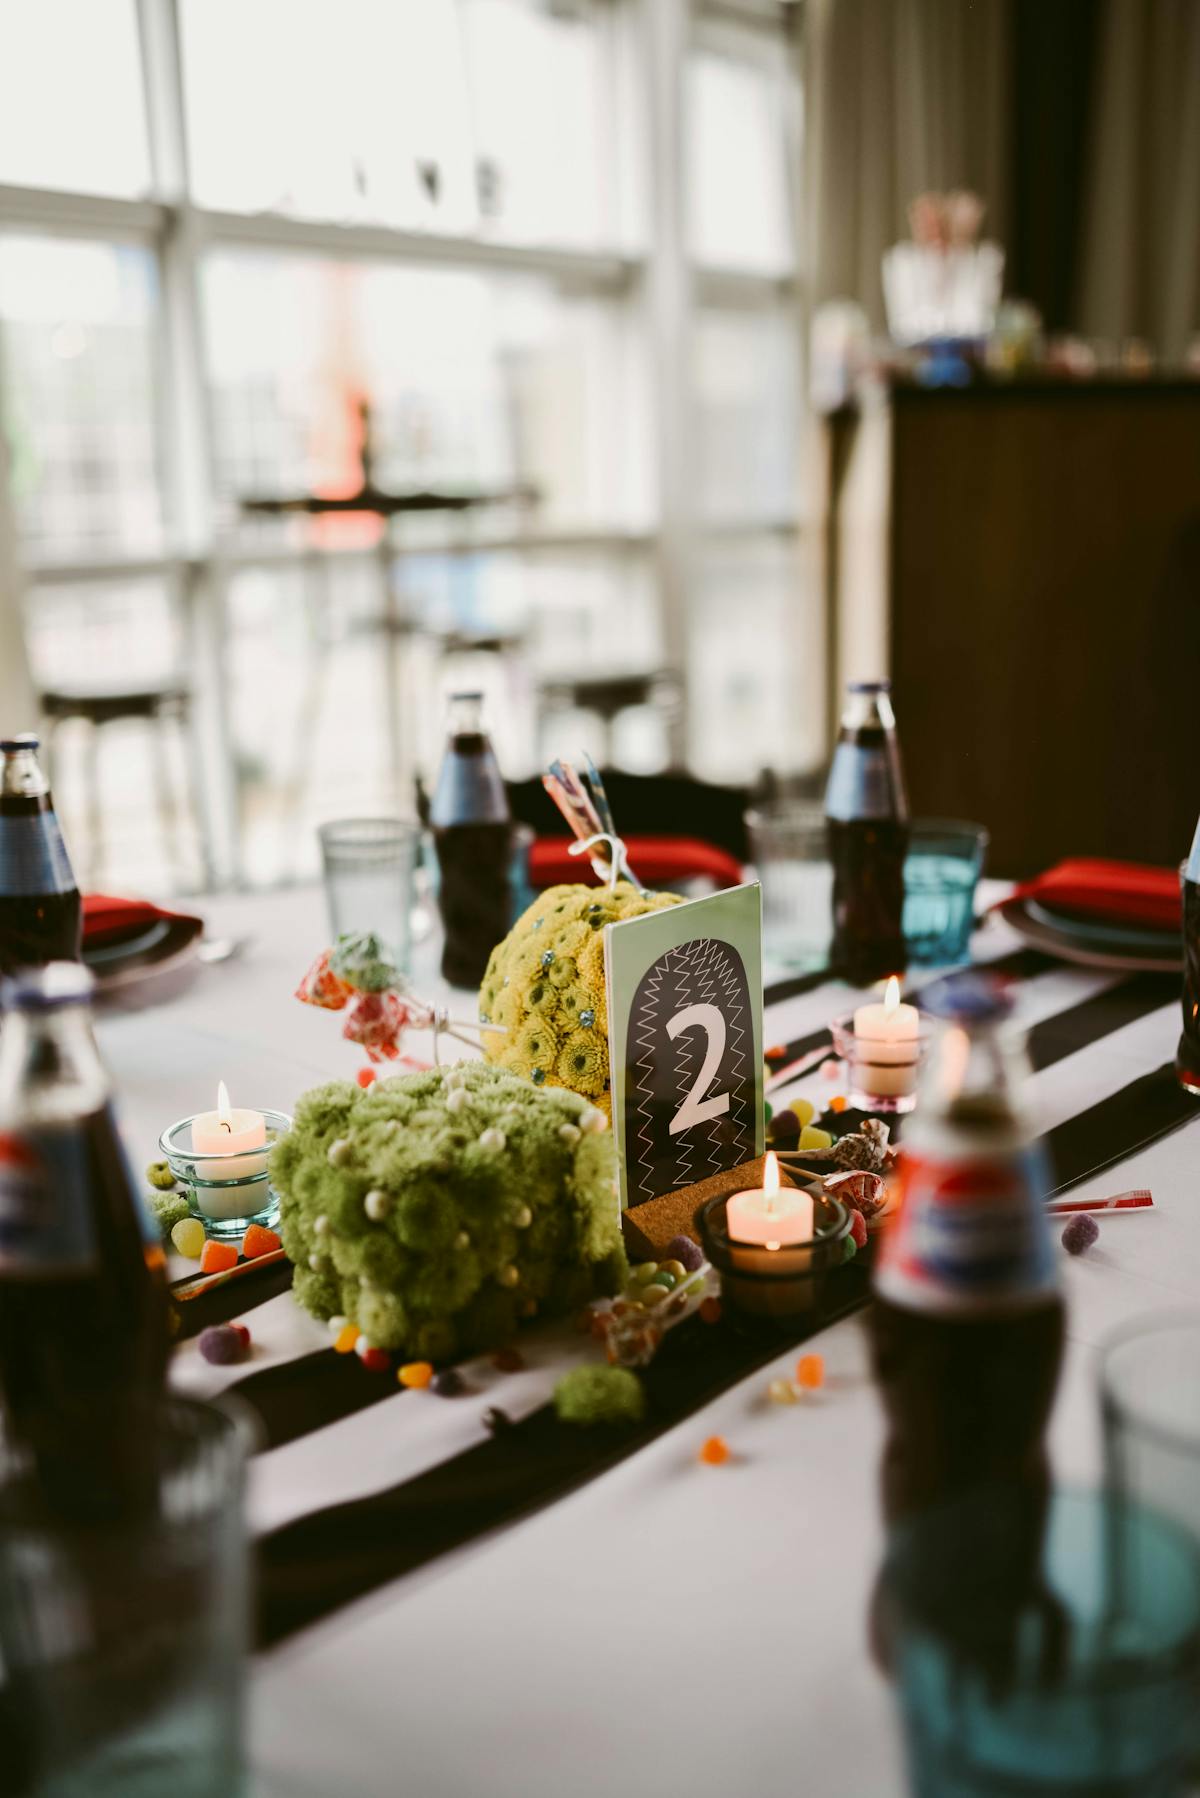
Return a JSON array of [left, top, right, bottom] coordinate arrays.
[[764, 1151, 780, 1197], [883, 975, 901, 1017], [217, 1081, 232, 1133], [766, 1240, 781, 1253]]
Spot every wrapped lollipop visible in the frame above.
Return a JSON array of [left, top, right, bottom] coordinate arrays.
[[296, 930, 501, 1068]]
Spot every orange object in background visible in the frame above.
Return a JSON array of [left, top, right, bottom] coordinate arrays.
[[199, 1239, 238, 1275]]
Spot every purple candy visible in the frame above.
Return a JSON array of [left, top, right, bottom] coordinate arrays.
[[433, 1369, 465, 1397], [1062, 1214, 1100, 1256], [665, 1234, 704, 1273], [198, 1324, 248, 1365]]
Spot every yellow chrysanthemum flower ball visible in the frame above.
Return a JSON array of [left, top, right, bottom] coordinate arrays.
[[479, 881, 681, 1117]]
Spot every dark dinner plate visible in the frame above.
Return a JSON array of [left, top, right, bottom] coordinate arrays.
[[83, 912, 205, 992], [999, 896, 1182, 973]]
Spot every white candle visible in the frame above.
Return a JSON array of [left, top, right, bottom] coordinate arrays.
[[854, 976, 920, 1096], [191, 1081, 268, 1180], [726, 1152, 814, 1248]]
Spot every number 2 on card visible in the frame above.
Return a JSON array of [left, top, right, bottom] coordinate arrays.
[[666, 1003, 731, 1135]]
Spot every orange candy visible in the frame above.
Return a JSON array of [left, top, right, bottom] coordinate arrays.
[[356, 1066, 377, 1088], [333, 1325, 361, 1354], [829, 1095, 848, 1113], [241, 1223, 281, 1260], [699, 1435, 730, 1466], [199, 1239, 237, 1275], [796, 1353, 825, 1390], [398, 1361, 434, 1389], [698, 1297, 722, 1325]]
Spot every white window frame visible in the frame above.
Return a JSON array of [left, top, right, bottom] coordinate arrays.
[[0, 0, 807, 888]]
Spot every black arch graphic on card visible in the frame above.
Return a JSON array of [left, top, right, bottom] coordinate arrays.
[[624, 935, 756, 1204]]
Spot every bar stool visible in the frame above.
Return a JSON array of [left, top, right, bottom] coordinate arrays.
[[39, 679, 205, 887]]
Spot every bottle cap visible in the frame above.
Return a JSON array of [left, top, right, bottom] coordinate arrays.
[[846, 679, 890, 693], [0, 733, 40, 752], [1, 962, 94, 1011], [919, 972, 1013, 1025]]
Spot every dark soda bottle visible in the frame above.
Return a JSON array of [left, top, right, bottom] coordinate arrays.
[[0, 962, 170, 1515], [869, 976, 1064, 1680], [0, 733, 82, 976], [430, 692, 512, 990], [1176, 815, 1200, 1095], [824, 681, 908, 984]]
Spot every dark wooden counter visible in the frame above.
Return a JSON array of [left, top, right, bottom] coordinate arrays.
[[827, 378, 1200, 876]]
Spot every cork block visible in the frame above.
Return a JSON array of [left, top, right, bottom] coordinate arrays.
[[621, 1154, 801, 1264]]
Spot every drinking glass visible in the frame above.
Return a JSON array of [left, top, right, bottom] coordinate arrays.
[[744, 801, 832, 972], [888, 1486, 1200, 1796], [903, 819, 988, 967], [1101, 1312, 1200, 1551], [318, 817, 421, 969], [0, 1396, 249, 1798]]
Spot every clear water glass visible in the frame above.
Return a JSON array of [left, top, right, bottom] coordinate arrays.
[[1102, 1312, 1200, 1554], [318, 817, 421, 968], [0, 1396, 249, 1798], [745, 801, 832, 973], [903, 819, 988, 966], [889, 1487, 1200, 1796]]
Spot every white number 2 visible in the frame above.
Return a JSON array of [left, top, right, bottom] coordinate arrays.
[[666, 1003, 730, 1136]]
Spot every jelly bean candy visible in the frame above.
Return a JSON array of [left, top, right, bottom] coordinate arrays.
[[699, 1435, 730, 1466], [798, 1125, 833, 1151], [356, 1066, 377, 1089], [648, 1271, 677, 1292], [699, 1296, 722, 1325], [767, 1109, 801, 1145], [789, 1098, 816, 1127], [796, 1353, 825, 1390], [492, 1347, 525, 1373], [200, 1239, 237, 1275], [398, 1361, 434, 1389], [333, 1325, 361, 1354], [665, 1234, 704, 1273], [660, 1259, 688, 1282], [433, 1369, 465, 1396], [171, 1217, 206, 1259], [359, 1347, 390, 1373], [241, 1223, 281, 1260], [641, 1284, 669, 1308], [848, 1210, 868, 1250], [768, 1378, 797, 1405], [198, 1324, 248, 1366], [632, 1262, 659, 1285], [1062, 1214, 1100, 1255], [829, 1095, 848, 1113], [229, 1322, 251, 1349]]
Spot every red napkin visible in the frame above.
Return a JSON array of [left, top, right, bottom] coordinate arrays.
[[528, 835, 744, 893], [998, 859, 1181, 933], [83, 893, 202, 944]]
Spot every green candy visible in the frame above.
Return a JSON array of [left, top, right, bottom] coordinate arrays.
[[146, 1161, 177, 1191], [648, 1271, 677, 1292], [632, 1262, 660, 1285]]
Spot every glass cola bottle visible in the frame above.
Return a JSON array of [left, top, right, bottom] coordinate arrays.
[[824, 681, 908, 984], [0, 963, 170, 1514], [0, 733, 81, 976], [430, 692, 512, 989]]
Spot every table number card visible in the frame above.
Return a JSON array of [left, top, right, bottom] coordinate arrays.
[[605, 884, 764, 1210]]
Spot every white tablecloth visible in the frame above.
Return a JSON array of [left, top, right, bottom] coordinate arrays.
[[94, 888, 1199, 1798]]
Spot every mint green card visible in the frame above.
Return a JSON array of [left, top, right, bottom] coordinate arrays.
[[604, 883, 764, 1210]]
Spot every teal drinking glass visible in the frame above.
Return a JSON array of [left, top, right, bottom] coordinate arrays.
[[903, 820, 988, 967], [887, 1487, 1200, 1796]]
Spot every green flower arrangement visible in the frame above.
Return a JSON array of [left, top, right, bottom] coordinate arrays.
[[479, 881, 681, 1118], [271, 1060, 627, 1360]]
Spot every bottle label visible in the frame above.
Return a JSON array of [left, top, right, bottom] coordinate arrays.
[[875, 1144, 1057, 1312], [1187, 815, 1200, 884], [0, 811, 76, 896], [824, 744, 895, 822], [0, 1124, 96, 1272]]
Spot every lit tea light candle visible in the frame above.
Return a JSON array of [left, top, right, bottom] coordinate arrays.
[[191, 1081, 268, 1179], [853, 976, 920, 1097], [726, 1152, 814, 1248]]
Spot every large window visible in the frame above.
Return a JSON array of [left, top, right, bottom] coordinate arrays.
[[0, 0, 807, 892]]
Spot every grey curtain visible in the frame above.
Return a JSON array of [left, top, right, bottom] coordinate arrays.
[[0, 358, 36, 733], [806, 0, 1012, 328], [1076, 0, 1200, 362]]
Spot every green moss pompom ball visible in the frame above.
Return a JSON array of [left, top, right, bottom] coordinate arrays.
[[554, 1364, 646, 1427], [271, 1062, 626, 1360], [149, 1190, 191, 1238]]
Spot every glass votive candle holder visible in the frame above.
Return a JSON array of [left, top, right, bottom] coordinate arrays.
[[830, 1012, 931, 1113], [158, 1110, 291, 1241], [698, 1189, 852, 1323]]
